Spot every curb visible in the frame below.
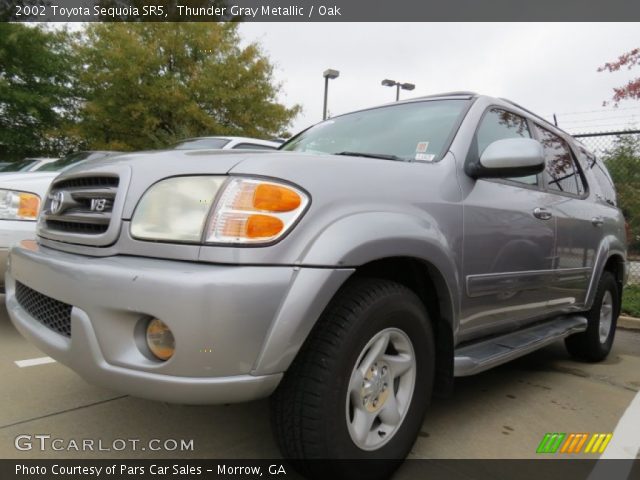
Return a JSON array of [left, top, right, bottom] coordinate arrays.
[[618, 315, 640, 330]]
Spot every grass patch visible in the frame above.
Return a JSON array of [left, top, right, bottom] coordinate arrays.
[[621, 284, 640, 318]]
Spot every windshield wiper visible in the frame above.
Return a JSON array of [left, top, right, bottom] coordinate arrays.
[[334, 151, 406, 162]]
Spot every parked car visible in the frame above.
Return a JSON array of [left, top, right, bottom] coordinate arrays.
[[0, 157, 58, 173], [169, 136, 282, 150], [0, 151, 119, 291], [5, 93, 627, 478], [35, 151, 119, 173]]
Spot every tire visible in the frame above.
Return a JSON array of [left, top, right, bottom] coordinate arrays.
[[270, 277, 435, 480], [565, 271, 619, 362]]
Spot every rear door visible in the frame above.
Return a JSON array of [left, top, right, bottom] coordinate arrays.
[[534, 124, 597, 308]]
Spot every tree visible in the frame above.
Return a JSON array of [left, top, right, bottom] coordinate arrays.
[[75, 23, 300, 151], [603, 134, 640, 252], [598, 48, 640, 105], [0, 24, 78, 160]]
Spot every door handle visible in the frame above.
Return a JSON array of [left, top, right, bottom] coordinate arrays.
[[533, 207, 552, 220], [591, 216, 604, 227]]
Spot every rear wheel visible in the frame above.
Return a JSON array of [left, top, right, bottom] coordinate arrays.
[[565, 271, 619, 362], [270, 278, 435, 479]]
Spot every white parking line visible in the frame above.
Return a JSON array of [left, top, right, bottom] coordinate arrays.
[[14, 356, 56, 368], [587, 388, 640, 480], [599, 388, 640, 459]]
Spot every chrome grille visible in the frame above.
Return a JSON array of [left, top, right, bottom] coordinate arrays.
[[15, 282, 72, 337], [42, 175, 119, 237]]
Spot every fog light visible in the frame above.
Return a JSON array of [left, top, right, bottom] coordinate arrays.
[[146, 318, 175, 361]]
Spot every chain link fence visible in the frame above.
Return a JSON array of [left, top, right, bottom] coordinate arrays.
[[574, 129, 640, 283]]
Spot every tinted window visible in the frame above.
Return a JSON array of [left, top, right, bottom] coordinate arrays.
[[281, 99, 468, 162], [476, 108, 536, 185], [170, 138, 230, 150], [536, 126, 585, 196], [0, 159, 38, 172], [232, 143, 276, 150], [582, 149, 616, 206]]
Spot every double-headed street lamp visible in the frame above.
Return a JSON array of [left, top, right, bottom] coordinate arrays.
[[382, 79, 415, 101], [323, 68, 340, 120]]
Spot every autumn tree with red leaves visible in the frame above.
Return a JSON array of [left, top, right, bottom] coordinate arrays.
[[599, 48, 640, 105]]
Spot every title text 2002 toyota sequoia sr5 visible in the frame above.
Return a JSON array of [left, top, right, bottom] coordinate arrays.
[[6, 93, 627, 478]]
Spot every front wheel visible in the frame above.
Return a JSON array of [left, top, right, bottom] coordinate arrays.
[[565, 271, 619, 362], [270, 278, 435, 479]]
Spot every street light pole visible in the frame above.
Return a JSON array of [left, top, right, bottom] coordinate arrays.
[[322, 69, 340, 120], [323, 76, 329, 120], [382, 79, 416, 101]]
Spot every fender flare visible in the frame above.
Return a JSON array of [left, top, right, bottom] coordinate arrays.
[[252, 212, 461, 375], [584, 235, 627, 309]]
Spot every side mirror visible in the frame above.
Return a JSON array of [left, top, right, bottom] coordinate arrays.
[[468, 138, 545, 178]]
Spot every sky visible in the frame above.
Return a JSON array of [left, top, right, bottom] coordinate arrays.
[[238, 23, 640, 135]]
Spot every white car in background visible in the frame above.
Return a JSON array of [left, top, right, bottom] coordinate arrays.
[[0, 157, 58, 173], [169, 136, 282, 150], [0, 151, 118, 290]]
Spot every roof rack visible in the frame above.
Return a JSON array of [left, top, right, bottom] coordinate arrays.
[[413, 91, 478, 100]]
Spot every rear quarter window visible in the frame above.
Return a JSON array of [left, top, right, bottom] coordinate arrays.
[[581, 148, 617, 206]]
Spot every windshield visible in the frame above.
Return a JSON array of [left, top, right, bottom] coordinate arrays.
[[170, 138, 230, 150], [0, 159, 39, 172], [281, 99, 469, 161], [38, 152, 103, 172]]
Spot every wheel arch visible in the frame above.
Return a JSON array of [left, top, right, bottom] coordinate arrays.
[[585, 235, 627, 311], [352, 256, 457, 396], [252, 254, 459, 398]]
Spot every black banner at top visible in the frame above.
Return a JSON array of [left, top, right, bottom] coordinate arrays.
[[0, 0, 639, 22]]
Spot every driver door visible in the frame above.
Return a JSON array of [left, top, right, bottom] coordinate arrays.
[[460, 108, 558, 341]]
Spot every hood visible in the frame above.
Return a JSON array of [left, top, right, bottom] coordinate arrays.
[[54, 149, 455, 220], [61, 149, 262, 177], [0, 172, 59, 197]]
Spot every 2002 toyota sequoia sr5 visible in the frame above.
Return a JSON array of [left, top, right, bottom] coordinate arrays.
[[6, 92, 627, 478]]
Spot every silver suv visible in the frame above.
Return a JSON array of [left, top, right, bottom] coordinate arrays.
[[6, 92, 627, 477]]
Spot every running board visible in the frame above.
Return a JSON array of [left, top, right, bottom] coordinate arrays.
[[453, 315, 588, 377]]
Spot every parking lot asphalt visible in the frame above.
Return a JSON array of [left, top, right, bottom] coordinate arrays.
[[1, 297, 639, 464]]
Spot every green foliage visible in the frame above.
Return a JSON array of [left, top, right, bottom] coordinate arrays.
[[603, 134, 640, 253], [621, 284, 640, 317], [74, 23, 300, 150], [0, 24, 78, 160]]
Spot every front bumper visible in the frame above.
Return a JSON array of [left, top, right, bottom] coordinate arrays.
[[6, 241, 351, 404]]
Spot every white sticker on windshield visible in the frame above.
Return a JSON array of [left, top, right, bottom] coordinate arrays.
[[416, 141, 429, 153], [415, 153, 436, 162]]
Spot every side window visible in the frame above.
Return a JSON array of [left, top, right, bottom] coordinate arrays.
[[583, 149, 616, 206], [476, 108, 537, 186], [536, 126, 585, 196]]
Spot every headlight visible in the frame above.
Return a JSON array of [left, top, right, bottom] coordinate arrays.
[[0, 189, 41, 221], [130, 176, 309, 245], [130, 176, 225, 242]]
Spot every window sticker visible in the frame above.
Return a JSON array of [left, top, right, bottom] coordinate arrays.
[[416, 141, 429, 153], [415, 153, 435, 162]]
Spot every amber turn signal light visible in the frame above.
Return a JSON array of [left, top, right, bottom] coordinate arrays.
[[253, 184, 301, 212], [18, 193, 40, 219], [207, 178, 308, 244]]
